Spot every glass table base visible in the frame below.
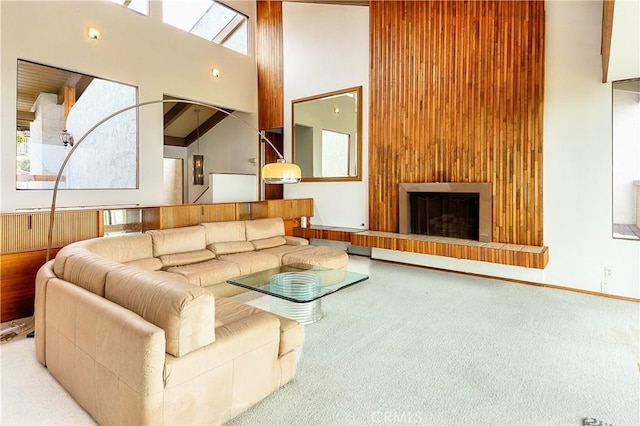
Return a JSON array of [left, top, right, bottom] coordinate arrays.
[[270, 298, 323, 324]]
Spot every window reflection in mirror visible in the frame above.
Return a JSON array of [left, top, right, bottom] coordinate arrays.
[[612, 78, 640, 241], [292, 86, 362, 182], [16, 60, 138, 190]]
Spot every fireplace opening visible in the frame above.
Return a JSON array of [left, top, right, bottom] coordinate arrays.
[[399, 182, 491, 242], [409, 192, 480, 240]]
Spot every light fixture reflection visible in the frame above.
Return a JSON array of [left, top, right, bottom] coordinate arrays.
[[87, 27, 100, 40]]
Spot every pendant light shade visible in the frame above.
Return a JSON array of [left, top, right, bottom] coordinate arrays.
[[262, 159, 301, 184]]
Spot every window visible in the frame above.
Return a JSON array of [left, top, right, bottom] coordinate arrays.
[[16, 60, 138, 190], [321, 130, 350, 177], [111, 0, 149, 15], [162, 0, 248, 55]]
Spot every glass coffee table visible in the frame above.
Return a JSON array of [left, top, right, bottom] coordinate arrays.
[[227, 263, 369, 324]]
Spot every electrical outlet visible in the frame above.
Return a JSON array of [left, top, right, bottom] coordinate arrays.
[[604, 266, 613, 278], [600, 281, 609, 293]]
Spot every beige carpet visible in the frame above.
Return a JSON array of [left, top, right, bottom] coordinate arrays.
[[1, 256, 639, 425]]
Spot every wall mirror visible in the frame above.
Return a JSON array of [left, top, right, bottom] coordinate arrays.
[[292, 86, 362, 182], [16, 59, 138, 190], [612, 77, 640, 241]]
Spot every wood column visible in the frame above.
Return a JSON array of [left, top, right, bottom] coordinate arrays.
[[256, 0, 285, 199]]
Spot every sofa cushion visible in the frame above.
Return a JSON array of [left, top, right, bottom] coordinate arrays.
[[283, 236, 309, 246], [84, 233, 155, 263], [244, 218, 284, 241], [258, 244, 313, 262], [57, 250, 127, 296], [104, 267, 216, 357], [146, 226, 207, 257], [200, 221, 246, 244], [167, 259, 242, 287], [251, 236, 286, 250], [218, 252, 280, 275], [281, 246, 349, 270], [207, 241, 254, 255], [215, 297, 303, 356], [158, 250, 216, 268]]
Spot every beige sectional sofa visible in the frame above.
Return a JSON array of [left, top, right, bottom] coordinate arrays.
[[34, 217, 348, 425]]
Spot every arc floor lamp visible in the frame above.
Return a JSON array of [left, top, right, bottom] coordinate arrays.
[[46, 99, 301, 261]]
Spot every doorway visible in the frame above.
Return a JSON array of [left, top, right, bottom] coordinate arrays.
[[163, 158, 184, 204]]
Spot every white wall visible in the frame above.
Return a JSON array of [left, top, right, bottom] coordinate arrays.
[[282, 1, 639, 299], [186, 111, 260, 203], [542, 0, 639, 298], [282, 2, 369, 229], [1, 0, 258, 211], [609, 0, 640, 81]]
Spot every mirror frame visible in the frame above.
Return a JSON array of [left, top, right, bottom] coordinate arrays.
[[291, 86, 363, 182]]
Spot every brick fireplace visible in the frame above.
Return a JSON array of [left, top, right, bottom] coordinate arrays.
[[399, 183, 492, 243]]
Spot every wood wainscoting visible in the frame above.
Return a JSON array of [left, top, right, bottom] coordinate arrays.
[[0, 198, 313, 322]]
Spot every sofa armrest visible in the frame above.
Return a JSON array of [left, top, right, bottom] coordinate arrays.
[[105, 267, 216, 357], [163, 310, 281, 387], [284, 236, 309, 246], [35, 260, 56, 365], [44, 279, 166, 425]]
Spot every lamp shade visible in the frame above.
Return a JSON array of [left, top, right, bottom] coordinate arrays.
[[262, 160, 301, 184]]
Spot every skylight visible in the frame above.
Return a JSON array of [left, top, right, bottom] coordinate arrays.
[[162, 0, 248, 55], [111, 0, 149, 15]]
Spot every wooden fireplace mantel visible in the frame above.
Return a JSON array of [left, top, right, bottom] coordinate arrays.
[[294, 226, 549, 269]]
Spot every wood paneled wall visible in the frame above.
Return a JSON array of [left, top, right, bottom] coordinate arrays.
[[263, 131, 284, 200], [256, 0, 284, 199], [369, 0, 545, 246], [256, 0, 284, 130]]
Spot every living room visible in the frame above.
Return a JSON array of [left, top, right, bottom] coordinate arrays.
[[1, 0, 639, 425]]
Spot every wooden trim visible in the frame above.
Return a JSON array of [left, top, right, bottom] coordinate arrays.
[[371, 258, 639, 303], [601, 0, 615, 83], [292, 86, 363, 183], [294, 225, 362, 242]]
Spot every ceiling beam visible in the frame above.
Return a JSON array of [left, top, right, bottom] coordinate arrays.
[[184, 110, 233, 146], [17, 110, 36, 123], [601, 0, 615, 83], [164, 103, 191, 129], [163, 135, 186, 147]]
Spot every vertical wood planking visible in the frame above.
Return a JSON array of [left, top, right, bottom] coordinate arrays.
[[256, 0, 284, 130], [256, 1, 284, 199], [369, 0, 545, 246], [0, 211, 100, 254]]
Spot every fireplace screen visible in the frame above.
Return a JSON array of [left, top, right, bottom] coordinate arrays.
[[409, 192, 480, 240]]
